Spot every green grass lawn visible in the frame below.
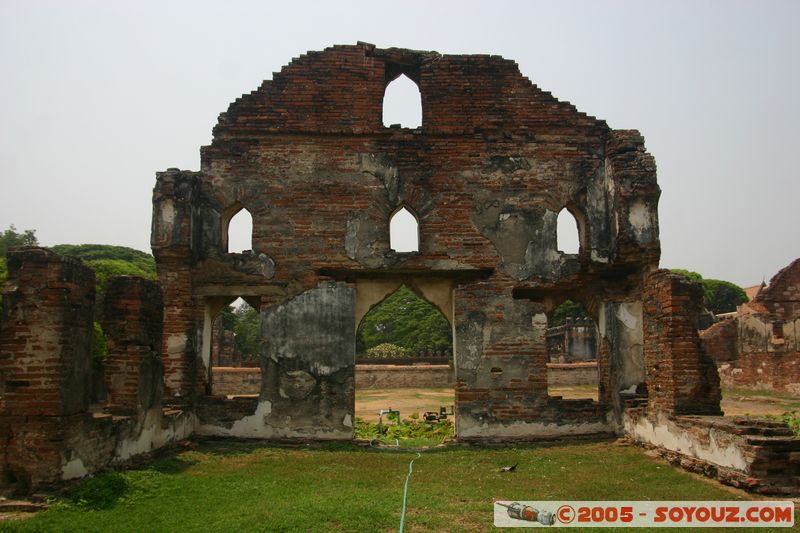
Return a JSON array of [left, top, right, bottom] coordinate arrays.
[[2, 439, 785, 533]]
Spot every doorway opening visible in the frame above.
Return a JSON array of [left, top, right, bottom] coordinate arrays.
[[354, 281, 455, 444], [204, 296, 261, 398], [545, 299, 599, 402]]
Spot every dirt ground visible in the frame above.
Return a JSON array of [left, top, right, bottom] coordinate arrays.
[[355, 386, 800, 421]]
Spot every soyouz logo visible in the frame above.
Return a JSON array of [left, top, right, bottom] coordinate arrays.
[[493, 501, 795, 528]]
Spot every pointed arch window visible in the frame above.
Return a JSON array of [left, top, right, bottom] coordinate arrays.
[[226, 207, 253, 253], [390, 207, 419, 252], [556, 208, 580, 254], [382, 74, 422, 128]]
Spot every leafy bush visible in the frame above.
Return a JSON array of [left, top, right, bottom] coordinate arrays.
[[781, 411, 800, 436], [355, 416, 453, 447], [93, 321, 108, 361], [70, 472, 129, 509], [362, 343, 411, 359]]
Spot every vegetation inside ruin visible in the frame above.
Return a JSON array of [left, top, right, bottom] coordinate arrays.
[[1, 440, 762, 532], [217, 301, 260, 360], [354, 415, 454, 448], [357, 285, 452, 358], [548, 299, 590, 327]]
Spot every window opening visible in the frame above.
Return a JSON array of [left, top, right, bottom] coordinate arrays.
[[227, 208, 253, 253], [556, 208, 580, 254], [354, 285, 454, 443], [390, 207, 419, 252], [209, 297, 261, 398], [382, 74, 422, 128]]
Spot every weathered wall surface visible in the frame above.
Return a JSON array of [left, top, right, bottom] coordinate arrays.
[[547, 362, 598, 387], [103, 276, 164, 413], [212, 367, 261, 396], [701, 258, 800, 394], [642, 270, 721, 416], [151, 43, 661, 442], [0, 249, 192, 492], [547, 319, 597, 362], [356, 364, 454, 389], [625, 410, 800, 494]]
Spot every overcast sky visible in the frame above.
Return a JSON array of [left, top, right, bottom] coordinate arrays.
[[1, 0, 798, 287]]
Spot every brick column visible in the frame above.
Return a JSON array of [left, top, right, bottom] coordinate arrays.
[[0, 247, 95, 488], [0, 247, 95, 417], [643, 270, 721, 415], [102, 276, 164, 413]]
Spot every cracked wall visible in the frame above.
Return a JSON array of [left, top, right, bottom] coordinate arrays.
[[150, 43, 664, 441], [702, 258, 800, 394]]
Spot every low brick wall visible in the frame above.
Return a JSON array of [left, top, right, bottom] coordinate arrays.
[[212, 364, 596, 392], [625, 408, 800, 494], [212, 367, 261, 396], [356, 364, 454, 389], [547, 362, 598, 387]]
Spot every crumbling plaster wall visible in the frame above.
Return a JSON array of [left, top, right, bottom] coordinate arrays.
[[702, 258, 800, 394], [151, 43, 661, 441]]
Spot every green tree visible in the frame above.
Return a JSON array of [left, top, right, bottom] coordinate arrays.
[[356, 285, 452, 356], [670, 269, 748, 314], [0, 225, 39, 305], [0, 224, 38, 256], [49, 245, 157, 303], [548, 299, 590, 327], [232, 302, 260, 360]]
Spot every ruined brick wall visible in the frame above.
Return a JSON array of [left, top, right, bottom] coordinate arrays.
[[210, 320, 236, 367], [642, 270, 721, 415], [0, 250, 194, 492], [152, 43, 661, 440], [0, 248, 95, 418], [546, 319, 597, 362], [700, 318, 738, 363], [355, 364, 454, 389], [102, 276, 164, 413], [0, 248, 95, 487], [703, 258, 800, 394], [211, 367, 261, 396], [547, 362, 598, 387]]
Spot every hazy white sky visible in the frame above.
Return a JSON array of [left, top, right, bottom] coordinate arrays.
[[1, 0, 798, 287]]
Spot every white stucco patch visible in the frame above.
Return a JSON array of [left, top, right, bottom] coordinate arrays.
[[616, 304, 640, 330], [627, 201, 653, 244], [343, 414, 353, 428], [61, 457, 89, 480], [458, 418, 610, 439], [116, 408, 196, 462], [624, 414, 748, 472]]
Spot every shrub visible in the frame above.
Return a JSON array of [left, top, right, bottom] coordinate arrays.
[[362, 343, 411, 359]]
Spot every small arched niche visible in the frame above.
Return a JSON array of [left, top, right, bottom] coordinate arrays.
[[390, 206, 419, 252], [225, 206, 253, 254], [382, 74, 422, 128], [556, 208, 580, 255]]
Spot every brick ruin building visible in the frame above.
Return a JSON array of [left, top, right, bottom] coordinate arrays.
[[1, 44, 797, 493], [702, 258, 800, 394]]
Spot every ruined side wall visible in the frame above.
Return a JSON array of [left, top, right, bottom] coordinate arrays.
[[642, 270, 721, 416], [0, 248, 95, 488], [0, 252, 193, 492], [211, 367, 262, 396], [102, 276, 164, 413], [701, 258, 800, 394], [700, 319, 738, 363]]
